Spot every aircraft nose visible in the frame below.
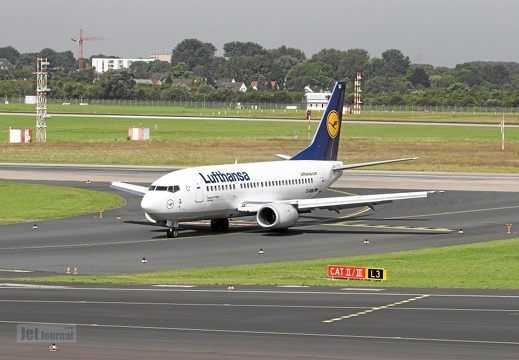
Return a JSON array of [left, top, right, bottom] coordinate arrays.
[[141, 193, 158, 214]]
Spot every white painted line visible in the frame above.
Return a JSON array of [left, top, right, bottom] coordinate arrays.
[[0, 283, 71, 289], [340, 288, 385, 292]]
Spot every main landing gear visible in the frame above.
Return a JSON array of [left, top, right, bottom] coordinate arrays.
[[166, 219, 230, 237], [210, 218, 229, 232]]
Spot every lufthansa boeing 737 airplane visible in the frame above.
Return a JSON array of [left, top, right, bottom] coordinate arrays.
[[112, 81, 435, 238]]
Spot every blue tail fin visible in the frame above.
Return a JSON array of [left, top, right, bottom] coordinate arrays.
[[290, 81, 346, 161]]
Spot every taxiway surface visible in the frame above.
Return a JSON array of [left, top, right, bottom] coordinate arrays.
[[0, 165, 518, 359]]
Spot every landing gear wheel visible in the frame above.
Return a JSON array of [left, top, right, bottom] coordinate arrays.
[[220, 218, 229, 231], [210, 218, 230, 232], [210, 219, 218, 231], [167, 228, 179, 238]]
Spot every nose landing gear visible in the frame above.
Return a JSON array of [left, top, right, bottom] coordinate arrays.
[[166, 220, 180, 238], [167, 228, 179, 238]]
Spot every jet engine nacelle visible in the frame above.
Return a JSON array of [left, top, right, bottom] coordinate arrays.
[[256, 203, 299, 229]]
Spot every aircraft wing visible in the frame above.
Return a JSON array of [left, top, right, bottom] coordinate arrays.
[[291, 191, 434, 212], [238, 191, 435, 213], [111, 181, 148, 197]]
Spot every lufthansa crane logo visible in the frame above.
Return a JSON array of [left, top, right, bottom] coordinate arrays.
[[166, 199, 174, 209], [326, 110, 340, 138]]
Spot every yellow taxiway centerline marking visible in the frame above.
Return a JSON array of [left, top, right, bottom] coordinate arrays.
[[0, 233, 215, 251], [327, 223, 452, 232], [386, 205, 519, 220]]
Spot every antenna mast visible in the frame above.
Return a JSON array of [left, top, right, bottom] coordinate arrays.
[[35, 57, 50, 142]]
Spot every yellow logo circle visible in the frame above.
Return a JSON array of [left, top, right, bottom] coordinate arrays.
[[326, 110, 340, 138]]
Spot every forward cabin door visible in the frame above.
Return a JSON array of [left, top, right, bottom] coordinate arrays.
[[195, 182, 204, 203]]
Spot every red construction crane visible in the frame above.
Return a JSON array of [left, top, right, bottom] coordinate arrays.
[[71, 29, 109, 70]]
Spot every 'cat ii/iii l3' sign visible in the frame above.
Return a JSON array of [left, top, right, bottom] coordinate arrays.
[[327, 265, 387, 281]]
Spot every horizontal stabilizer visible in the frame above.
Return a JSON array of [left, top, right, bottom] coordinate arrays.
[[111, 181, 148, 197], [333, 157, 418, 171], [275, 154, 291, 160]]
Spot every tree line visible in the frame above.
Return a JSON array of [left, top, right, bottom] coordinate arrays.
[[2, 40, 519, 107]]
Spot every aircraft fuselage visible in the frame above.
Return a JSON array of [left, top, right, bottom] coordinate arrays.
[[141, 160, 343, 222]]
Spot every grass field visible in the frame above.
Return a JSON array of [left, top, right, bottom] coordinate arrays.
[[0, 182, 124, 224], [1, 114, 518, 172], [2, 102, 519, 124], [19, 238, 519, 289]]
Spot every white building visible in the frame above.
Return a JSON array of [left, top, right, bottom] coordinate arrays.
[[305, 91, 332, 110], [92, 58, 154, 73]]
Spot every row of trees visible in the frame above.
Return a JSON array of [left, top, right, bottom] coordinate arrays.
[[2, 41, 519, 107]]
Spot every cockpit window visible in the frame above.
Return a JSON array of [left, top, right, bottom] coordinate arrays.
[[168, 185, 180, 193], [148, 185, 180, 193]]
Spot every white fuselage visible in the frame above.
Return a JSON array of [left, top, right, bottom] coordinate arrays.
[[141, 160, 343, 222]]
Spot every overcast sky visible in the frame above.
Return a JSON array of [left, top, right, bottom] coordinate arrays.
[[2, 0, 518, 68]]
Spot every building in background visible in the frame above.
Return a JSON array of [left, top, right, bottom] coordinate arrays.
[[91, 58, 154, 73], [149, 50, 171, 63], [305, 91, 332, 110], [0, 58, 15, 69]]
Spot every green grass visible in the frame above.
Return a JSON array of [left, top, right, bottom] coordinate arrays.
[[3, 102, 311, 118], [16, 238, 519, 289], [2, 102, 519, 124], [0, 181, 124, 224], [1, 114, 518, 172], [1, 114, 518, 143]]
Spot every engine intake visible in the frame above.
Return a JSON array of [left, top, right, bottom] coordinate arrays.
[[257, 203, 299, 229]]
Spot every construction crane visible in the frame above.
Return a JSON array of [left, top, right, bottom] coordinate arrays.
[[71, 29, 109, 70]]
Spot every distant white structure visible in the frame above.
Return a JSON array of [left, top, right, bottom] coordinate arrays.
[[215, 79, 247, 92], [353, 72, 362, 114], [9, 128, 32, 143], [92, 58, 154, 73], [149, 50, 171, 63], [305, 91, 332, 110]]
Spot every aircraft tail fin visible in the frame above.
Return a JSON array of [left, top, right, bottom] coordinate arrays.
[[290, 81, 346, 161]]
